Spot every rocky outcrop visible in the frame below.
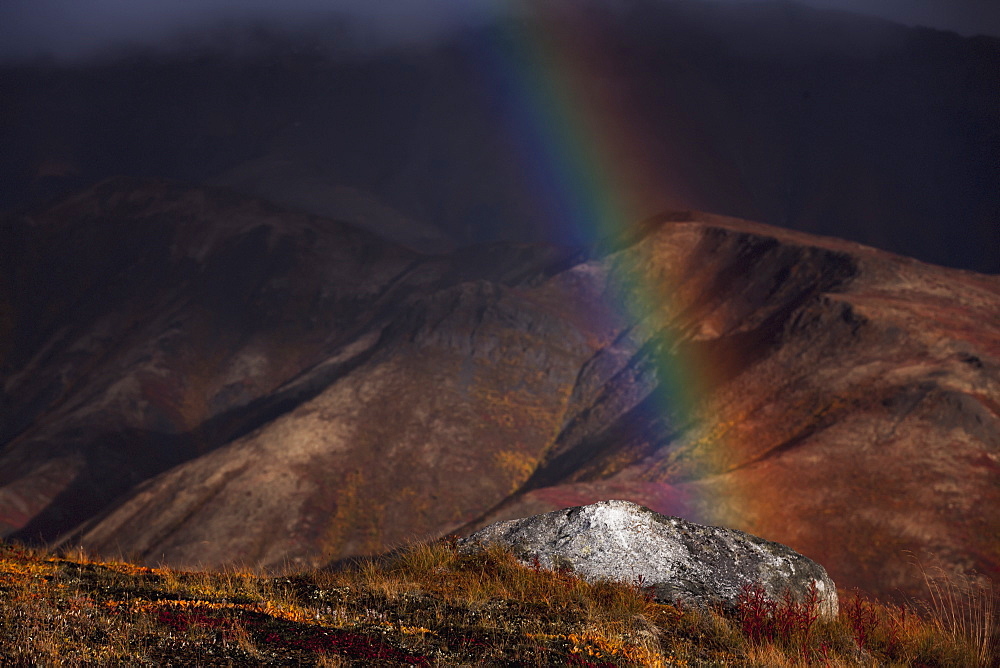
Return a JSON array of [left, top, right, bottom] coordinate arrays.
[[459, 500, 838, 618]]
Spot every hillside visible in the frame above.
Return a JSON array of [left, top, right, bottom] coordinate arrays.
[[1, 179, 997, 606], [1, 538, 993, 666]]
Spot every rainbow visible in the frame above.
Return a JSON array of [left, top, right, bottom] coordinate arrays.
[[472, 2, 735, 524]]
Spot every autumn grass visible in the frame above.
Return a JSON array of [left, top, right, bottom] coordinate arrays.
[[915, 561, 997, 667], [0, 538, 995, 666]]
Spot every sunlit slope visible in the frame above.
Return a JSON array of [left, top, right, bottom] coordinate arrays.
[[3, 182, 993, 603]]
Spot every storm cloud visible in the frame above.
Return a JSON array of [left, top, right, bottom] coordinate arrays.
[[711, 0, 1000, 37], [0, 0, 505, 61], [1, 0, 998, 62]]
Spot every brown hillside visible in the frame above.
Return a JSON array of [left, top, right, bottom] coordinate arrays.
[[1, 181, 997, 603]]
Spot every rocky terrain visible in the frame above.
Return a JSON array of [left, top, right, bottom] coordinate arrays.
[[1, 178, 997, 605], [459, 500, 840, 617]]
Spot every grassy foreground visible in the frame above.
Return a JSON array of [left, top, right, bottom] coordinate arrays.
[[0, 538, 994, 666]]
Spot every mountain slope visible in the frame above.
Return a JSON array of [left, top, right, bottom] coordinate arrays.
[[472, 213, 1000, 600], [0, 178, 565, 546], [3, 180, 994, 602]]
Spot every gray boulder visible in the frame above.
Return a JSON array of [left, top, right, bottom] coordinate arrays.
[[459, 499, 838, 618]]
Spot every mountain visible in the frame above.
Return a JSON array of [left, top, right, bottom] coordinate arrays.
[[1, 178, 996, 604], [1, 0, 998, 272], [0, 176, 572, 543]]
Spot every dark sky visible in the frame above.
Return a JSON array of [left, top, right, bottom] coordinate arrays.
[[714, 0, 1000, 37], [1, 0, 998, 62]]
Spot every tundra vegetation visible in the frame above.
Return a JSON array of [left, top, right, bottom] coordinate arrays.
[[0, 538, 994, 666]]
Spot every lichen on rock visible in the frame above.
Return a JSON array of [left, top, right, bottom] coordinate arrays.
[[459, 499, 838, 618]]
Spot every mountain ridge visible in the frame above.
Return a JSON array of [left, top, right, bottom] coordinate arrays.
[[3, 0, 998, 272], [2, 178, 995, 603]]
